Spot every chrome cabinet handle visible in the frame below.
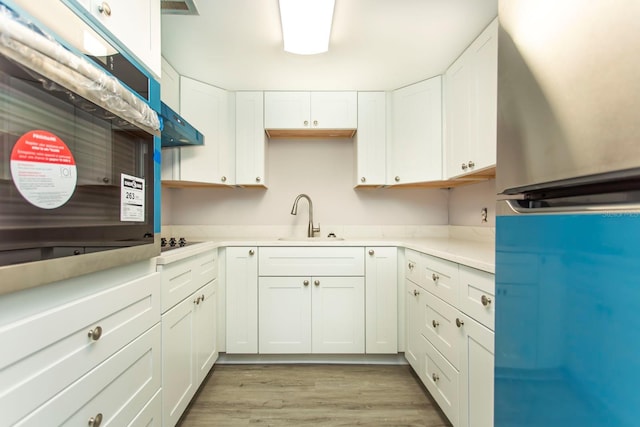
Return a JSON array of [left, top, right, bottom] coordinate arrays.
[[221, 176, 227, 182], [304, 120, 309, 126], [432, 273, 439, 282], [481, 295, 492, 306], [413, 289, 420, 296], [97, 2, 111, 16], [201, 294, 205, 301], [314, 280, 320, 286], [194, 296, 201, 305], [461, 163, 468, 170], [432, 320, 439, 328], [88, 413, 103, 426], [303, 280, 309, 286], [456, 318, 464, 328], [394, 176, 400, 182], [432, 373, 439, 382], [468, 160, 475, 168], [249, 249, 255, 255], [88, 326, 103, 341], [368, 249, 375, 255], [408, 262, 414, 270], [256, 177, 261, 183], [361, 176, 366, 183], [313, 120, 318, 126]]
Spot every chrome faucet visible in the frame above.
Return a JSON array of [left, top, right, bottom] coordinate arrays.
[[290, 194, 320, 238]]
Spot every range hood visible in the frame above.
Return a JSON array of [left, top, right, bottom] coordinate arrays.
[[159, 102, 204, 147]]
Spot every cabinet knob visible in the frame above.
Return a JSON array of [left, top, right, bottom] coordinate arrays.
[[88, 326, 103, 341], [361, 176, 366, 183], [432, 320, 439, 328], [304, 120, 309, 127], [408, 262, 414, 270], [461, 163, 468, 170], [314, 280, 320, 286], [481, 294, 492, 307], [432, 273, 439, 282], [249, 249, 255, 256], [221, 176, 227, 182], [88, 413, 103, 427], [194, 296, 201, 305], [456, 318, 464, 328], [97, 2, 111, 16], [102, 177, 109, 183], [303, 280, 309, 286], [201, 294, 205, 301], [313, 120, 318, 126], [468, 160, 475, 168], [394, 176, 400, 182], [256, 177, 261, 183], [368, 249, 375, 255], [432, 373, 439, 382], [413, 289, 420, 296]]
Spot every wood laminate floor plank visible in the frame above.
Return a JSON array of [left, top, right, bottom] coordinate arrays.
[[179, 364, 452, 427]]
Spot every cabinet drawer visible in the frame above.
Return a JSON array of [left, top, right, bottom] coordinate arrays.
[[405, 249, 422, 284], [421, 336, 459, 427], [259, 247, 364, 276], [420, 293, 462, 369], [129, 389, 162, 427], [458, 266, 495, 330], [15, 324, 161, 426], [0, 273, 160, 426], [159, 249, 216, 312], [422, 254, 459, 306]]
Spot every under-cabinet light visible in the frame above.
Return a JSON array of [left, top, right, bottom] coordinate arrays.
[[278, 0, 336, 55]]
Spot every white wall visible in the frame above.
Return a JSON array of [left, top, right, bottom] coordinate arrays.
[[162, 138, 449, 227], [447, 179, 496, 227]]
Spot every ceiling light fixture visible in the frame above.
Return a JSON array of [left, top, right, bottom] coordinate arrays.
[[278, 0, 336, 55]]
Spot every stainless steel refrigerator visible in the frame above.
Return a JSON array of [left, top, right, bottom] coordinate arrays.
[[495, 1, 640, 426]]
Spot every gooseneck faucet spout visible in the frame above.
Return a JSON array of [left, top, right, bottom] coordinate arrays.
[[290, 194, 320, 238]]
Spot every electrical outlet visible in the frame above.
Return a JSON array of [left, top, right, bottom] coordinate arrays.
[[481, 207, 488, 223]]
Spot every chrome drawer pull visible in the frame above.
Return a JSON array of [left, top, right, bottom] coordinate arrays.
[[432, 320, 439, 328], [432, 273, 439, 282], [432, 373, 439, 382], [456, 318, 464, 328], [88, 413, 103, 426], [481, 295, 492, 307], [413, 289, 420, 296], [88, 326, 103, 341]]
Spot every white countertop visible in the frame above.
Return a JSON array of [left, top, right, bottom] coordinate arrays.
[[155, 236, 495, 273]]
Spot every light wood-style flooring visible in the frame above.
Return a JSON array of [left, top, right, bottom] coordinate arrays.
[[178, 364, 451, 426]]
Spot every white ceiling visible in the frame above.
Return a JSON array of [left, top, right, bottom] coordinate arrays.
[[161, 0, 497, 91]]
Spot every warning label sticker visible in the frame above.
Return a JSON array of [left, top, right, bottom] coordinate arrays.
[[10, 130, 77, 209], [121, 173, 145, 222]]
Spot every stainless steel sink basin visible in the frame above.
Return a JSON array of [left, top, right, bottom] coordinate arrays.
[[277, 237, 345, 241]]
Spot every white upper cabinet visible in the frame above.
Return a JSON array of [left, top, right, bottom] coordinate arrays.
[[161, 57, 180, 111], [445, 18, 498, 179], [264, 92, 357, 136], [163, 76, 235, 185], [235, 92, 267, 187], [388, 76, 443, 185], [72, 0, 161, 77], [354, 92, 387, 187]]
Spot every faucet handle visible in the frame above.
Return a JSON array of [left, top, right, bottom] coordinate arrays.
[[313, 223, 321, 235]]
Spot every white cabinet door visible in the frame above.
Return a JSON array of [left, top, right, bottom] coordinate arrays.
[[389, 76, 443, 184], [405, 280, 422, 370], [423, 336, 459, 426], [161, 57, 180, 111], [225, 247, 258, 353], [264, 92, 310, 129], [310, 92, 357, 129], [312, 276, 365, 353], [445, 19, 498, 179], [459, 314, 494, 427], [235, 92, 267, 186], [365, 247, 398, 354], [355, 92, 387, 186], [178, 77, 234, 185], [87, 0, 161, 77], [194, 280, 218, 384], [258, 276, 312, 354], [161, 296, 196, 427]]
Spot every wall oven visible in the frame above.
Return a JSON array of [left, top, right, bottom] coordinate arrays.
[[0, 1, 161, 293]]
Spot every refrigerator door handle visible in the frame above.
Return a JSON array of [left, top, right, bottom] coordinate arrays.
[[502, 199, 640, 215]]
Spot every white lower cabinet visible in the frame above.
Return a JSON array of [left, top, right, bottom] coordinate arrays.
[[365, 247, 398, 354], [225, 247, 259, 353], [404, 248, 495, 427]]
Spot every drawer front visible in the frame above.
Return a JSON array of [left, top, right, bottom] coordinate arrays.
[[458, 266, 495, 330], [404, 249, 422, 285], [259, 247, 364, 276], [421, 336, 459, 427], [15, 324, 162, 427], [129, 389, 162, 427], [160, 249, 216, 313], [0, 273, 160, 426], [420, 293, 462, 369], [422, 254, 459, 306]]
